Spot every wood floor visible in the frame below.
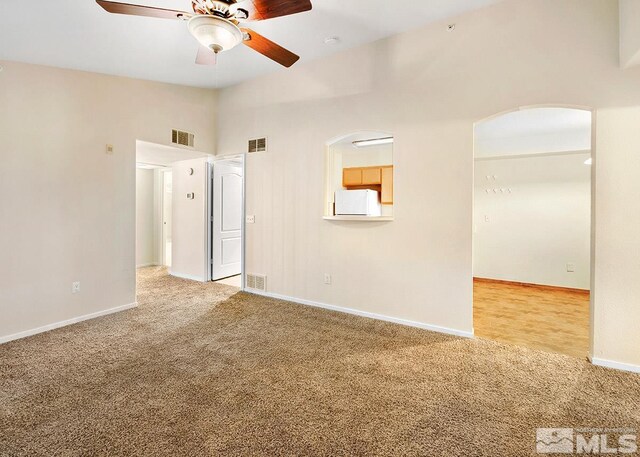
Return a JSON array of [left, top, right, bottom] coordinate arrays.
[[473, 278, 590, 359]]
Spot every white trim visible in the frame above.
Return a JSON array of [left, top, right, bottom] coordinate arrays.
[[0, 302, 138, 345], [136, 263, 156, 268], [323, 216, 394, 222], [474, 149, 591, 162], [160, 167, 173, 268], [590, 357, 640, 374], [245, 289, 474, 338], [241, 154, 246, 292], [169, 270, 206, 282], [206, 160, 213, 282]]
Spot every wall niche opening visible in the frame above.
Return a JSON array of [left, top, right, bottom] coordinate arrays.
[[324, 131, 394, 221]]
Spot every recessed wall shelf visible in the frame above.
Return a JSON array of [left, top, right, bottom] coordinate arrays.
[[323, 216, 394, 222], [325, 131, 395, 220]]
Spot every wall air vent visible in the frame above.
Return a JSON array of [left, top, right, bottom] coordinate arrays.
[[246, 274, 267, 291], [248, 137, 267, 153], [172, 129, 195, 148]]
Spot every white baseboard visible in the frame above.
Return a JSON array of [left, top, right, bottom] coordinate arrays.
[[0, 302, 138, 345], [590, 357, 640, 374], [245, 289, 474, 338], [136, 263, 157, 268], [169, 270, 207, 282]]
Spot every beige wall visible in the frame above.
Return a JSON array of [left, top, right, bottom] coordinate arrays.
[[170, 157, 209, 281], [0, 61, 216, 341], [593, 107, 640, 367], [474, 154, 591, 290], [216, 0, 640, 365], [619, 0, 640, 68], [136, 168, 155, 267]]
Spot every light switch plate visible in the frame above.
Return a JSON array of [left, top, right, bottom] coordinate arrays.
[[566, 263, 576, 273]]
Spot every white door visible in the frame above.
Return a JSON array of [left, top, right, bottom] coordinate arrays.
[[211, 161, 243, 280], [162, 171, 173, 267]]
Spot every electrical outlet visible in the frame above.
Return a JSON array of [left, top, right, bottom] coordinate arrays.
[[246, 215, 255, 224], [72, 282, 81, 293], [566, 263, 576, 273], [324, 274, 332, 285]]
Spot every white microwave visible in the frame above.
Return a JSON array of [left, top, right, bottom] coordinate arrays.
[[335, 189, 381, 216]]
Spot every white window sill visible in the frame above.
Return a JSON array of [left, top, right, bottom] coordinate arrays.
[[323, 216, 394, 221]]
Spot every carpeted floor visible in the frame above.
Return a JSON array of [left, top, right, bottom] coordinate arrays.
[[1, 267, 638, 456]]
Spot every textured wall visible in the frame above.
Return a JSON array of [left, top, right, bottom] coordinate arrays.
[[0, 61, 216, 340], [216, 0, 640, 365]]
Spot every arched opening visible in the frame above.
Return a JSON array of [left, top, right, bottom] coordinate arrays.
[[324, 131, 395, 221], [472, 106, 594, 359]]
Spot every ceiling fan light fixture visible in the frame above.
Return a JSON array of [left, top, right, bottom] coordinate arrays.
[[188, 15, 243, 53]]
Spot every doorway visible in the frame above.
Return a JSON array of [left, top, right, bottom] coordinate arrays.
[[135, 140, 211, 276], [209, 156, 244, 287], [472, 107, 593, 358]]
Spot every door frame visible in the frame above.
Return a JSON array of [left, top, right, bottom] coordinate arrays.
[[160, 168, 173, 267], [207, 154, 246, 290], [471, 104, 596, 359]]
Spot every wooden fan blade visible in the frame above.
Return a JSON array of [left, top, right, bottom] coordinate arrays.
[[196, 45, 217, 65], [96, 0, 190, 20], [234, 0, 312, 21], [241, 28, 300, 67]]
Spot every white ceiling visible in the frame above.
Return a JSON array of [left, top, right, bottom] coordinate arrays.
[[474, 108, 592, 158], [136, 140, 210, 167], [0, 0, 502, 88]]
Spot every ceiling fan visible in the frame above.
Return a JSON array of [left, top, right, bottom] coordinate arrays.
[[96, 0, 312, 67]]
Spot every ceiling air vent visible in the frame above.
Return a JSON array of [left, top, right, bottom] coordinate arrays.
[[246, 274, 267, 291], [172, 129, 195, 148], [248, 137, 267, 153]]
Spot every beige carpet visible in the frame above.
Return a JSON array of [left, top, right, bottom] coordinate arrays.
[[1, 267, 638, 456]]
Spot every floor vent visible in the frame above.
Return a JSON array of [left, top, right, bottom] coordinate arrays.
[[172, 129, 195, 147], [248, 137, 267, 153], [246, 274, 267, 291]]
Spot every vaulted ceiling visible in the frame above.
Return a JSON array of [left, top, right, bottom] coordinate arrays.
[[0, 0, 502, 88]]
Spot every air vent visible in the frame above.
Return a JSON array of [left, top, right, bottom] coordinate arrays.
[[246, 274, 267, 291], [172, 129, 195, 147], [248, 137, 267, 153]]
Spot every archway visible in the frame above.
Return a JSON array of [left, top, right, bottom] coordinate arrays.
[[472, 106, 594, 359]]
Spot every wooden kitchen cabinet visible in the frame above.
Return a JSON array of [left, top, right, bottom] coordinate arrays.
[[381, 166, 393, 204], [361, 167, 381, 185], [343, 168, 363, 186], [342, 165, 393, 204]]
